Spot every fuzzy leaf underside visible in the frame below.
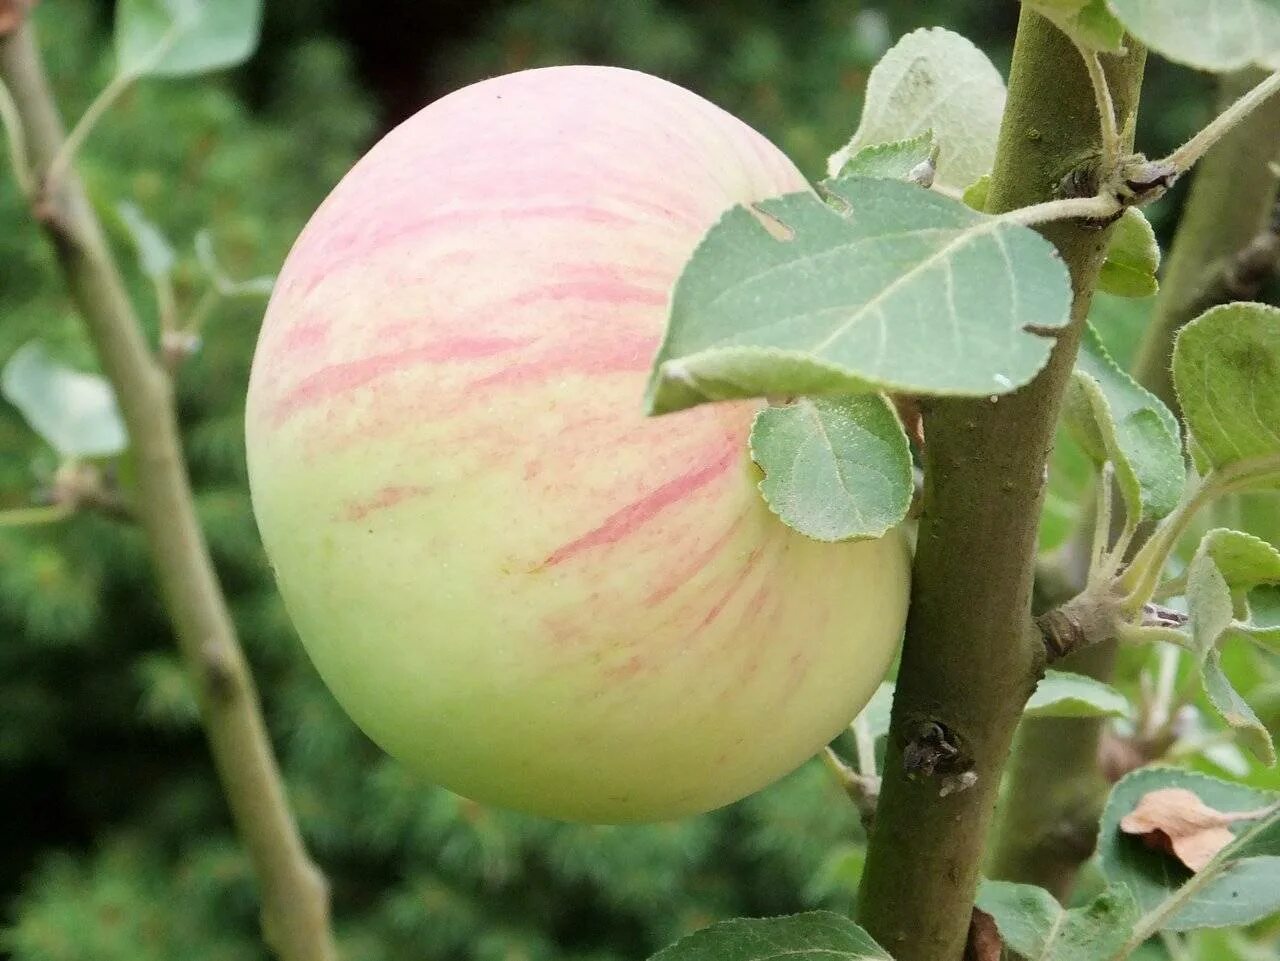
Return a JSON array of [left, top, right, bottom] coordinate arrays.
[[115, 0, 263, 78], [1107, 0, 1280, 71], [826, 27, 1006, 191]]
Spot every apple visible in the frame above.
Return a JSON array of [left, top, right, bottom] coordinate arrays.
[[245, 65, 910, 823]]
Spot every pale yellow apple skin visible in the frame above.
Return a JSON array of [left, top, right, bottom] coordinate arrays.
[[245, 65, 910, 823]]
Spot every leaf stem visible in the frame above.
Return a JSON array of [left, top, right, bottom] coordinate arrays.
[[1073, 36, 1121, 170], [0, 502, 73, 526], [1161, 70, 1280, 176], [0, 74, 32, 197], [43, 68, 138, 195], [852, 712, 878, 779]]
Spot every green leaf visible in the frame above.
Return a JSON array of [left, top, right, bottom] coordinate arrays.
[[1025, 670, 1132, 719], [976, 880, 1139, 961], [647, 912, 892, 961], [858, 682, 895, 741], [1064, 323, 1185, 522], [1027, 0, 1127, 53], [831, 131, 937, 183], [962, 175, 990, 211], [1097, 208, 1160, 298], [1186, 546, 1275, 763], [1098, 767, 1280, 930], [1107, 0, 1280, 71], [115, 0, 263, 79], [749, 395, 911, 542], [1, 342, 128, 458], [646, 177, 1071, 415], [1172, 303, 1280, 485], [117, 201, 175, 279], [826, 27, 1006, 192], [1197, 529, 1280, 595]]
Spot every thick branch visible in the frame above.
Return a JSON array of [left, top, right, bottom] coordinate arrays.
[[0, 21, 337, 961], [1134, 68, 1280, 412], [854, 14, 1145, 960]]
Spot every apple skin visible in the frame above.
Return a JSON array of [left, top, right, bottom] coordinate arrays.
[[245, 65, 910, 823]]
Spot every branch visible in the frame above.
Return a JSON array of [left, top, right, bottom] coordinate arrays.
[[853, 13, 1146, 959], [0, 21, 337, 961]]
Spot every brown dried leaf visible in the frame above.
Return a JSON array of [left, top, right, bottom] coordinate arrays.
[[964, 907, 1002, 961], [1119, 787, 1277, 871]]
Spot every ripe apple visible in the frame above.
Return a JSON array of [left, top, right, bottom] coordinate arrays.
[[245, 65, 910, 823]]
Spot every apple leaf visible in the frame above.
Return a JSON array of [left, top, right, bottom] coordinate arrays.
[[1024, 670, 1132, 719], [1185, 544, 1275, 763], [1098, 767, 1280, 931], [749, 395, 911, 542], [647, 912, 892, 961], [1098, 208, 1160, 298], [1173, 303, 1280, 487], [858, 682, 896, 741], [975, 880, 1138, 961], [1107, 0, 1280, 71], [1025, 0, 1127, 53], [115, 0, 263, 79], [830, 131, 937, 182], [1197, 528, 1280, 596], [1, 342, 128, 458], [1063, 323, 1185, 522], [117, 201, 175, 280], [646, 177, 1071, 415], [827, 28, 1006, 192]]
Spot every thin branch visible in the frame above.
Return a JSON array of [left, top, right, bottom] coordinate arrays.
[[43, 69, 136, 193], [0, 73, 31, 196], [0, 501, 72, 526], [999, 193, 1121, 227], [1162, 70, 1280, 175], [0, 21, 337, 961]]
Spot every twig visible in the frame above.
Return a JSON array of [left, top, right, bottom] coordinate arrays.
[[998, 193, 1121, 227], [0, 501, 72, 526], [0, 21, 337, 961], [0, 73, 31, 196], [1162, 70, 1280, 175]]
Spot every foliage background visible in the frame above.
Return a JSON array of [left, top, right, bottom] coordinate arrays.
[[0, 2, 1274, 960]]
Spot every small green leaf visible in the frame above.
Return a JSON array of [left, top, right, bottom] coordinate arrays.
[[1098, 208, 1160, 298], [749, 395, 911, 542], [827, 28, 1006, 192], [1186, 546, 1275, 763], [1197, 529, 1280, 595], [976, 880, 1139, 961], [115, 0, 263, 79], [647, 912, 892, 961], [1026, 0, 1127, 52], [831, 131, 937, 182], [1025, 670, 1132, 719], [1173, 303, 1280, 485], [858, 682, 895, 741], [961, 175, 990, 211], [1064, 323, 1185, 522], [1098, 767, 1280, 930], [1107, 0, 1280, 71], [646, 177, 1071, 415], [117, 201, 175, 279], [1, 342, 127, 458]]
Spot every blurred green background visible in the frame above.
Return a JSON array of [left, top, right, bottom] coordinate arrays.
[[0, 2, 1270, 960]]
